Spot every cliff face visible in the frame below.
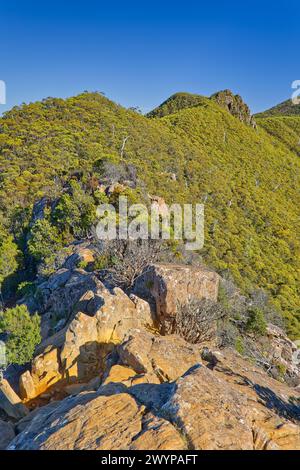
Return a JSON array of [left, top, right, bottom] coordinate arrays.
[[1, 261, 299, 450], [211, 89, 256, 127]]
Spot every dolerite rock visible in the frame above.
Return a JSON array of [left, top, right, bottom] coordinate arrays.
[[37, 268, 100, 318], [266, 324, 300, 385], [0, 379, 28, 420], [60, 286, 154, 381], [117, 328, 201, 381], [160, 365, 254, 450], [211, 89, 256, 127], [134, 263, 219, 333], [19, 347, 62, 400], [8, 391, 186, 450], [19, 282, 154, 397], [8, 345, 300, 450], [0, 419, 15, 450]]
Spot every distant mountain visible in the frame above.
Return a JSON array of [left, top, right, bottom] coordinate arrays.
[[256, 99, 300, 118], [148, 89, 256, 127], [147, 92, 207, 118]]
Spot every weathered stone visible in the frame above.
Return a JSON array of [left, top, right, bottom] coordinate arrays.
[[118, 329, 201, 381], [8, 391, 185, 450], [211, 89, 256, 127], [159, 365, 254, 450], [102, 364, 160, 387], [63, 245, 95, 270], [24, 283, 154, 396], [19, 347, 62, 400], [134, 263, 219, 333], [266, 324, 300, 384], [0, 379, 28, 420], [59, 284, 154, 381], [37, 269, 101, 321], [0, 419, 15, 450]]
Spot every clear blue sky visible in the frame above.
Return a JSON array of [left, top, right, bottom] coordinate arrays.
[[0, 0, 298, 114]]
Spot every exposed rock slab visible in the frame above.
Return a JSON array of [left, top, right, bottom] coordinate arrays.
[[8, 391, 185, 450], [0, 379, 28, 420]]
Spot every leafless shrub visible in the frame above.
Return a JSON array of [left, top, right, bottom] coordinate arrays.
[[175, 298, 227, 344], [99, 239, 164, 291]]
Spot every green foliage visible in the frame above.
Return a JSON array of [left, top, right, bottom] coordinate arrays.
[[0, 237, 19, 286], [53, 180, 96, 238], [16, 281, 36, 299], [27, 219, 62, 262], [0, 305, 41, 365], [235, 336, 245, 355], [246, 308, 267, 336], [276, 362, 287, 378], [0, 229, 19, 289], [255, 99, 300, 118]]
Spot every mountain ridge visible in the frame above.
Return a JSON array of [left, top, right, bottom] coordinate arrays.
[[0, 90, 299, 337]]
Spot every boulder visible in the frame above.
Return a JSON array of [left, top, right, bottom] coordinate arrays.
[[0, 419, 15, 450], [102, 365, 160, 387], [60, 285, 154, 381], [7, 348, 300, 450], [160, 364, 254, 450], [37, 269, 101, 319], [0, 379, 28, 420], [19, 347, 62, 400], [19, 282, 154, 397], [118, 328, 201, 381], [63, 244, 95, 270], [134, 263, 219, 333]]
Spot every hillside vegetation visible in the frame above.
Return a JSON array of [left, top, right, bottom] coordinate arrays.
[[0, 91, 299, 338], [256, 98, 300, 118]]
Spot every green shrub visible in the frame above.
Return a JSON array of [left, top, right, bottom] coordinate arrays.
[[246, 307, 267, 336], [28, 219, 62, 262], [235, 336, 245, 355], [0, 305, 41, 365]]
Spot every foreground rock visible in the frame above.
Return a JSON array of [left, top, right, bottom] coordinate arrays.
[[134, 263, 219, 334], [0, 419, 15, 450], [8, 390, 186, 450], [0, 379, 28, 420], [8, 353, 300, 450], [9, 261, 299, 449]]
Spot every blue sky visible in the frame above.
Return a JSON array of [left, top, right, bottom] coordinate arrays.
[[0, 0, 298, 114]]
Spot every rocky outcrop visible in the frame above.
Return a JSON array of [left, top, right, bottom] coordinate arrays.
[[266, 324, 300, 385], [134, 263, 219, 334], [19, 282, 154, 399], [8, 349, 300, 450], [211, 89, 257, 127], [8, 390, 186, 450], [117, 329, 201, 382], [7, 262, 300, 450], [19, 347, 62, 400]]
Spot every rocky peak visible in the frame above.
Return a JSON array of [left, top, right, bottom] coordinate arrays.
[[211, 89, 257, 127]]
